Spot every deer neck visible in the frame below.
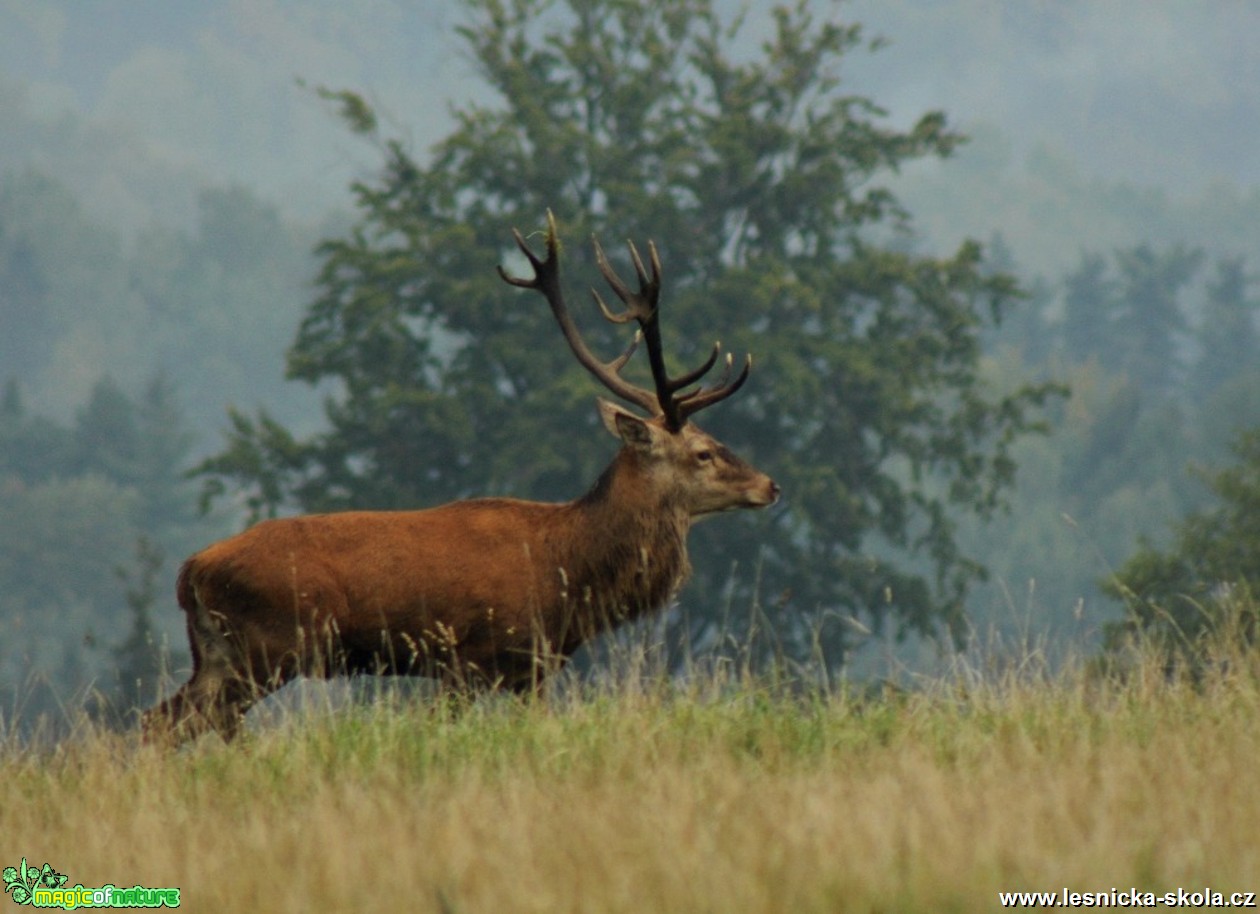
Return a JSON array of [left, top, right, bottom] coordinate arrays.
[[574, 448, 691, 537], [556, 449, 692, 627]]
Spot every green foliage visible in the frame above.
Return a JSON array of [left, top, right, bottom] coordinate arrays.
[[0, 169, 319, 436], [1053, 243, 1204, 392], [198, 0, 1061, 664], [1104, 428, 1260, 654], [308, 83, 378, 136], [128, 185, 321, 433], [963, 244, 1260, 654], [0, 169, 123, 286], [0, 172, 139, 412], [953, 355, 1202, 650], [89, 535, 172, 727], [1111, 243, 1204, 393], [0, 473, 139, 615], [0, 163, 323, 731], [0, 380, 74, 483], [1191, 256, 1260, 399], [1059, 252, 1116, 364], [0, 375, 204, 729]]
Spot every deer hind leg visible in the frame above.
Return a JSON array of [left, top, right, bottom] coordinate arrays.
[[142, 598, 279, 746]]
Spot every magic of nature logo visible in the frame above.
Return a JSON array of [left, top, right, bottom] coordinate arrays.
[[3, 859, 179, 909]]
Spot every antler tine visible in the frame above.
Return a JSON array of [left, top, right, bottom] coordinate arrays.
[[497, 228, 546, 289], [591, 235, 685, 426], [676, 353, 753, 422], [498, 210, 659, 415], [590, 288, 634, 324], [501, 212, 754, 429], [664, 341, 722, 394], [587, 233, 751, 429], [628, 238, 661, 296], [608, 330, 643, 373], [591, 237, 659, 325]]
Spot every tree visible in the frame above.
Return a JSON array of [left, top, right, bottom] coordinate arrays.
[[1104, 427, 1260, 654], [0, 171, 140, 417], [1059, 251, 1118, 365], [0, 228, 51, 380], [1191, 256, 1259, 398], [0, 374, 202, 729], [74, 376, 141, 483], [198, 0, 1061, 667], [90, 535, 170, 728], [0, 379, 74, 484], [1111, 243, 1203, 393]]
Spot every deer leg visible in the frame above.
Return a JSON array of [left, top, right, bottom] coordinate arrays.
[[141, 676, 232, 745], [508, 653, 570, 701], [141, 597, 280, 746]]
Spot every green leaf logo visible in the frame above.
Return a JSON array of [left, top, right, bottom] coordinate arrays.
[[3, 859, 66, 906], [2, 858, 32, 905], [36, 864, 66, 891]]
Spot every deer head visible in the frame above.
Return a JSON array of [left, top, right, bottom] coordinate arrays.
[[498, 211, 778, 516]]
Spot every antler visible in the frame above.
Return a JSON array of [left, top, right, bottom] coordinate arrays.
[[498, 210, 751, 430], [498, 212, 656, 415]]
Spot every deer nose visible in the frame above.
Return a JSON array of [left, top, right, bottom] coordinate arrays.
[[768, 480, 782, 504]]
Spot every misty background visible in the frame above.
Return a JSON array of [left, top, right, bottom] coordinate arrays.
[[2, 0, 1259, 722]]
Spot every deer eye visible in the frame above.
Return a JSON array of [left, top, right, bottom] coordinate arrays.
[[696, 449, 715, 463]]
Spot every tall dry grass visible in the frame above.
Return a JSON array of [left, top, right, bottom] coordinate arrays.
[[3, 633, 1259, 913]]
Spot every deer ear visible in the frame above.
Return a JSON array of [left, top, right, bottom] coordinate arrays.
[[597, 399, 654, 452]]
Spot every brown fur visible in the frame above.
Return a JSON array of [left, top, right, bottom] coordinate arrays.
[[142, 405, 778, 744]]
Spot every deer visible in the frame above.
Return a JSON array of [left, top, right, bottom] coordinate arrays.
[[141, 212, 779, 745]]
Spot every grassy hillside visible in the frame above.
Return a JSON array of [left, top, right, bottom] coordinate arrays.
[[3, 644, 1259, 913]]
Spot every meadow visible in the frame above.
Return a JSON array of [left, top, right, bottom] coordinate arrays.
[[2, 636, 1259, 914]]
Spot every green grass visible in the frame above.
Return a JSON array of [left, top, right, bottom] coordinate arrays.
[[3, 647, 1260, 913]]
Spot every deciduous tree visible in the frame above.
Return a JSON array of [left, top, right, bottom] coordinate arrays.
[[199, 0, 1061, 665], [1105, 428, 1260, 654]]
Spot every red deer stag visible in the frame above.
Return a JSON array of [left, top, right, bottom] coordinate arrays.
[[142, 212, 779, 744]]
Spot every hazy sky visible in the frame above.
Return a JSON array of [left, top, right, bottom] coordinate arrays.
[[851, 2, 1260, 184], [2, 1, 1258, 235]]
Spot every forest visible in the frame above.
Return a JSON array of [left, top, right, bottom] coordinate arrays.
[[2, 0, 1260, 729]]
